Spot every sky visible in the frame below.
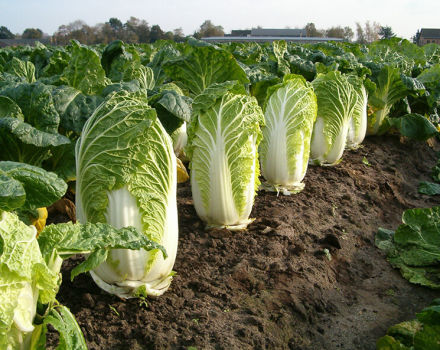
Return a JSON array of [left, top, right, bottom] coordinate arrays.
[[1, 0, 439, 40]]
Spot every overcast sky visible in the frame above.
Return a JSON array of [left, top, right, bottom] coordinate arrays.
[[1, 0, 439, 40]]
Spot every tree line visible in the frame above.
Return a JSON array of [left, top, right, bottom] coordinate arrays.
[[0, 18, 400, 45], [0, 18, 223, 45], [304, 21, 396, 44]]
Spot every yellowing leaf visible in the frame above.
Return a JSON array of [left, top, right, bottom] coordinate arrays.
[[31, 207, 48, 234], [176, 158, 189, 183]]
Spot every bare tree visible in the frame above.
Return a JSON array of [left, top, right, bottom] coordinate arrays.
[[53, 20, 89, 44], [343, 26, 354, 42], [356, 23, 366, 44], [356, 21, 381, 43], [173, 27, 185, 42], [197, 20, 224, 38], [305, 23, 323, 37]]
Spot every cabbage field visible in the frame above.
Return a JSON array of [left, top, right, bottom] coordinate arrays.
[[1, 37, 440, 349]]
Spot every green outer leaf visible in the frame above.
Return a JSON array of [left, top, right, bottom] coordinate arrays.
[[0, 117, 70, 148], [376, 206, 440, 289], [0, 161, 67, 211], [190, 81, 246, 120], [0, 82, 60, 133], [147, 45, 181, 87], [3, 57, 35, 83], [44, 142, 77, 182], [259, 75, 317, 187], [417, 63, 440, 89], [103, 41, 155, 91], [51, 85, 103, 135], [101, 40, 125, 75], [61, 40, 108, 95], [149, 89, 192, 135], [0, 212, 59, 347], [272, 40, 291, 77], [0, 95, 24, 119], [70, 249, 108, 281], [163, 45, 249, 96], [249, 74, 281, 108], [0, 173, 25, 211], [40, 49, 69, 78], [386, 319, 421, 346], [0, 117, 70, 166], [158, 91, 192, 123], [386, 113, 439, 141], [38, 222, 166, 264]]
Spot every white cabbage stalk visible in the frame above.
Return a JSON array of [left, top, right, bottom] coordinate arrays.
[[259, 76, 317, 194], [75, 91, 178, 298], [12, 283, 38, 334], [8, 282, 38, 350], [347, 79, 368, 149], [191, 134, 258, 230], [89, 180, 178, 297], [310, 116, 350, 165], [310, 72, 357, 166], [187, 83, 264, 230]]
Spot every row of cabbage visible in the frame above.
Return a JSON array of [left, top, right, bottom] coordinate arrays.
[[1, 38, 439, 349]]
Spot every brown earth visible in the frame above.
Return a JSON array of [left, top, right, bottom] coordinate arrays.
[[49, 135, 440, 350]]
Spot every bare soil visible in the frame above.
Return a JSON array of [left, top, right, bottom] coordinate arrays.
[[50, 135, 440, 350]]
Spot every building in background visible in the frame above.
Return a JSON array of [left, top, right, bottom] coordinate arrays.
[[417, 28, 440, 45], [205, 28, 342, 43]]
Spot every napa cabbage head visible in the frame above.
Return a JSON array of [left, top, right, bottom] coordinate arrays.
[[346, 75, 368, 149], [310, 71, 357, 166], [367, 65, 408, 135], [75, 91, 178, 298], [259, 74, 317, 194], [186, 81, 264, 230]]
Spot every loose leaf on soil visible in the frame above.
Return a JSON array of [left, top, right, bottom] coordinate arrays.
[[375, 207, 440, 289], [418, 181, 440, 195], [385, 113, 439, 141], [362, 157, 371, 166], [377, 299, 440, 350]]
